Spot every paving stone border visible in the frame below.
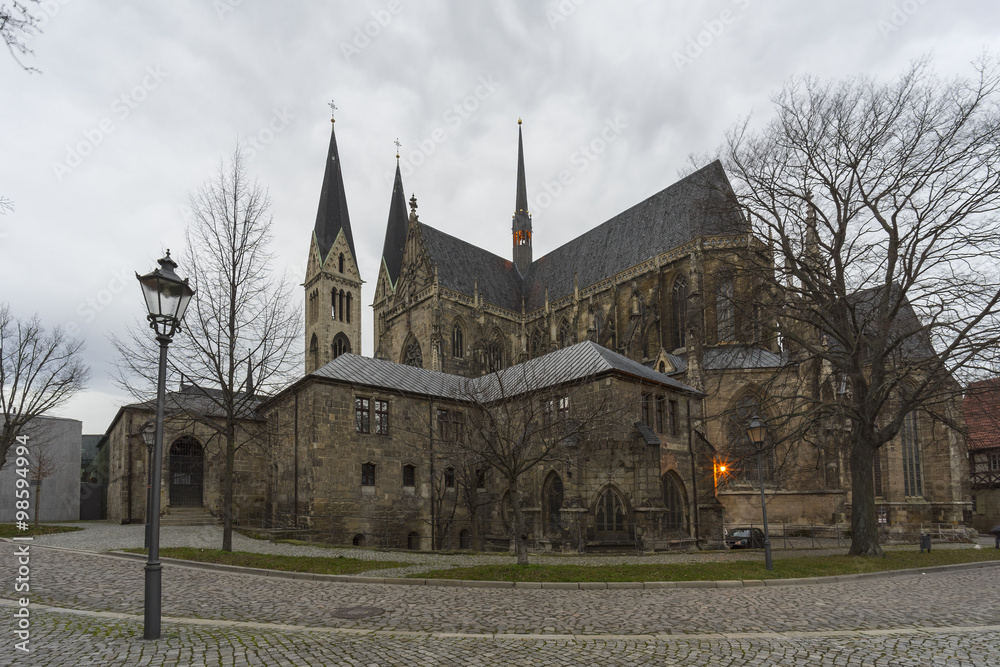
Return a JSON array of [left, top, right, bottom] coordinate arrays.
[[47, 543, 994, 590]]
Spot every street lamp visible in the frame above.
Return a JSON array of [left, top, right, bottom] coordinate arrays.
[[136, 250, 194, 640], [746, 415, 773, 571], [141, 422, 155, 550]]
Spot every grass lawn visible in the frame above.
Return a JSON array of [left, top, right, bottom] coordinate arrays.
[[122, 547, 409, 575], [414, 548, 1000, 582], [0, 524, 84, 538]]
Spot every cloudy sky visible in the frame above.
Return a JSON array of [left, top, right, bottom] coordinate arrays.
[[2, 0, 999, 433]]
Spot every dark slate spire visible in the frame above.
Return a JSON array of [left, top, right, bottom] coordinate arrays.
[[512, 118, 532, 276], [380, 142, 408, 290], [313, 106, 356, 264]]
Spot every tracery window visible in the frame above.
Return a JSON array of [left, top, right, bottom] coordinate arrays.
[[902, 411, 923, 497], [662, 473, 686, 533], [452, 323, 464, 358], [558, 319, 572, 348], [595, 488, 626, 533], [403, 337, 423, 368], [672, 275, 688, 349], [717, 274, 735, 343]]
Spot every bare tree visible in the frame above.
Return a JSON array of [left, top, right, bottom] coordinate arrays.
[[113, 147, 301, 551], [1, 304, 89, 470], [1, 1, 41, 72], [720, 56, 1000, 556], [27, 431, 59, 528], [459, 366, 628, 565]]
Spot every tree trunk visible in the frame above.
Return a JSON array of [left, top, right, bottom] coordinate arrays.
[[848, 436, 883, 557], [33, 480, 41, 528], [223, 430, 235, 552], [509, 477, 529, 565]]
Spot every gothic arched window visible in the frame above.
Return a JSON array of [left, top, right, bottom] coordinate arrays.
[[338, 253, 345, 273], [403, 336, 423, 368], [716, 273, 735, 343], [726, 394, 774, 484], [901, 411, 923, 497], [662, 472, 686, 534], [530, 329, 544, 359], [338, 290, 345, 322], [309, 333, 319, 370], [486, 331, 504, 372], [595, 488, 626, 534], [332, 333, 351, 359], [672, 275, 688, 349], [346, 292, 352, 324], [452, 322, 464, 358], [558, 319, 572, 348], [543, 472, 563, 535], [330, 289, 337, 319]]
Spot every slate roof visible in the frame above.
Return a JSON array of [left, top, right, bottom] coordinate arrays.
[[842, 285, 937, 359], [704, 346, 789, 371], [380, 163, 409, 289], [313, 121, 356, 263], [964, 378, 1000, 451], [419, 223, 523, 309], [124, 384, 264, 421], [308, 340, 700, 402], [634, 421, 660, 446], [414, 160, 746, 313]]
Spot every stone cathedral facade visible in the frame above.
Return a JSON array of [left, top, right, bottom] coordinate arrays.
[[103, 114, 971, 550]]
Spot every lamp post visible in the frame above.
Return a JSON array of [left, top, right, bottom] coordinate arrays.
[[136, 251, 194, 640], [746, 415, 773, 571], [141, 422, 155, 550]]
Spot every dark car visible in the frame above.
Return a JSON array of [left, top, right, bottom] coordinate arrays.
[[725, 527, 765, 549]]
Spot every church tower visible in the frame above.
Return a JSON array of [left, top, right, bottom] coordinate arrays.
[[304, 104, 363, 374], [512, 119, 532, 275]]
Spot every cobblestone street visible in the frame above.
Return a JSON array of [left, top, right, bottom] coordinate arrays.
[[2, 525, 999, 665]]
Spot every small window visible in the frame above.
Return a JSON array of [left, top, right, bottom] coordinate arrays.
[[444, 467, 455, 488], [361, 462, 376, 487], [557, 396, 569, 419], [346, 292, 352, 323], [355, 398, 370, 433], [331, 289, 337, 319], [374, 399, 389, 435], [655, 396, 664, 433], [339, 290, 345, 322], [403, 464, 415, 488], [641, 393, 652, 427], [475, 469, 485, 490], [669, 399, 679, 436], [338, 253, 345, 273], [438, 409, 463, 442]]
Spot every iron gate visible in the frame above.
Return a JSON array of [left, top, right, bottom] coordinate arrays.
[[169, 437, 204, 506]]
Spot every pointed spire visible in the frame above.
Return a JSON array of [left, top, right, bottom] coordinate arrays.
[[512, 118, 532, 276], [313, 104, 356, 265], [245, 354, 255, 397], [380, 144, 409, 290]]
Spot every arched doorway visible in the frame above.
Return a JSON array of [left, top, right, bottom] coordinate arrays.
[[169, 437, 204, 507]]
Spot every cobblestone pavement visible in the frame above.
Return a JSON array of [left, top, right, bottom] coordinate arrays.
[[2, 526, 999, 665]]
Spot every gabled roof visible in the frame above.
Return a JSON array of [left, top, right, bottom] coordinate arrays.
[[419, 223, 523, 310], [313, 121, 356, 263], [123, 383, 264, 421], [413, 160, 746, 313], [964, 378, 1000, 451], [521, 160, 747, 311], [306, 340, 700, 403]]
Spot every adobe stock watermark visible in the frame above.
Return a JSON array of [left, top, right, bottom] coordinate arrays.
[[213, 0, 244, 21], [877, 0, 932, 39], [673, 0, 751, 72], [243, 107, 296, 162], [546, 0, 589, 30], [384, 75, 501, 187], [63, 266, 133, 338], [11, 435, 33, 654], [51, 65, 168, 181], [530, 115, 628, 212], [23, 0, 74, 41], [341, 0, 404, 62]]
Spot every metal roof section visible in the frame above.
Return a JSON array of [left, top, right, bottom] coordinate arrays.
[[703, 345, 789, 370], [634, 421, 661, 445], [309, 340, 699, 401]]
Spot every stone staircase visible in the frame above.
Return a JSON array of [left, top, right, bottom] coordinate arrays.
[[159, 506, 220, 526]]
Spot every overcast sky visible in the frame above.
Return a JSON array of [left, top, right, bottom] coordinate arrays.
[[2, 0, 999, 433]]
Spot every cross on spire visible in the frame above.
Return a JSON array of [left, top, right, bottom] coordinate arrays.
[[394, 138, 401, 160], [328, 99, 337, 122]]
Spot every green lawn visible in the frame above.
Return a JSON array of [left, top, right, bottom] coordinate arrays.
[[0, 524, 83, 538], [415, 549, 1000, 582], [123, 547, 409, 575]]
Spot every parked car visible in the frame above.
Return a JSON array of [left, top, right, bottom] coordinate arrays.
[[725, 527, 765, 549]]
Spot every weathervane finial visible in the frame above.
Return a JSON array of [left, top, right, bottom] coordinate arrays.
[[394, 138, 401, 161], [328, 99, 337, 123]]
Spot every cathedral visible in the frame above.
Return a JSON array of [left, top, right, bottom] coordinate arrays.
[[103, 111, 971, 551]]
